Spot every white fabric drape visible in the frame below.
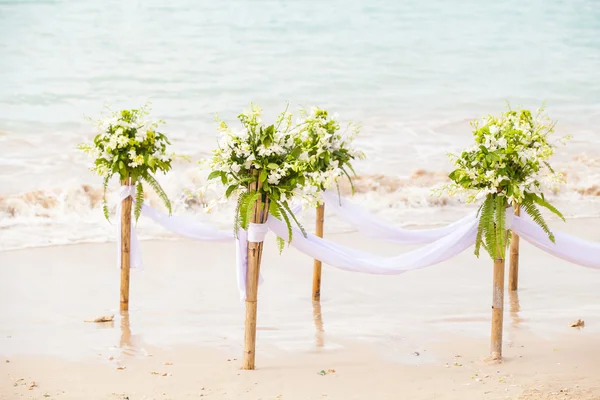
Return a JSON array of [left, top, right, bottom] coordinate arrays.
[[115, 185, 599, 299], [322, 190, 477, 243], [235, 224, 267, 301], [512, 215, 600, 270], [116, 185, 234, 271], [265, 210, 482, 274]]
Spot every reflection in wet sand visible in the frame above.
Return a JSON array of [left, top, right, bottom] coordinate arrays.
[[313, 301, 325, 348], [119, 311, 135, 356], [509, 290, 522, 329]]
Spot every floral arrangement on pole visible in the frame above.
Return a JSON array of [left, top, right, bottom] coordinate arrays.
[[206, 103, 312, 246], [298, 107, 365, 202], [78, 104, 173, 221], [438, 106, 568, 259]]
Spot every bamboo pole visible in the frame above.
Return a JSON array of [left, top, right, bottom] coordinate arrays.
[[508, 203, 521, 291], [242, 177, 269, 370], [490, 240, 506, 361], [312, 204, 325, 301], [119, 177, 134, 312]]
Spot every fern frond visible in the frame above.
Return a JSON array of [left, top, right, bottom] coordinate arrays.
[[475, 195, 493, 258], [276, 236, 285, 254], [521, 197, 555, 243], [102, 175, 110, 222], [234, 191, 247, 238], [269, 200, 282, 220], [240, 192, 261, 230], [275, 201, 293, 242], [141, 172, 172, 215], [529, 193, 565, 221], [134, 181, 144, 223], [495, 195, 507, 259], [484, 195, 497, 260], [281, 201, 307, 238]]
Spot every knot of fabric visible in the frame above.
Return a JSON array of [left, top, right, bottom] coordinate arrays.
[[119, 185, 136, 201], [248, 223, 269, 243]]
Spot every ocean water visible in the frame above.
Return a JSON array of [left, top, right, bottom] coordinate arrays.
[[1, 0, 599, 250]]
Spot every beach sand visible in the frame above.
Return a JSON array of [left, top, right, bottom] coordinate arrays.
[[0, 218, 599, 399]]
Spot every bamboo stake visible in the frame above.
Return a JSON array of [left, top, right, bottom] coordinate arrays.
[[120, 177, 134, 312], [490, 239, 506, 361], [312, 204, 325, 301], [508, 203, 521, 291], [242, 177, 269, 370]]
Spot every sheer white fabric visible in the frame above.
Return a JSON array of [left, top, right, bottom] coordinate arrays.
[[115, 186, 600, 300], [117, 186, 233, 271], [322, 190, 477, 243], [248, 223, 269, 243], [512, 215, 600, 270], [266, 211, 480, 274]]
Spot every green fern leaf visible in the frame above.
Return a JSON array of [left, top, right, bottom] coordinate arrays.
[[134, 181, 144, 223], [276, 236, 285, 254], [275, 201, 293, 242], [476, 195, 494, 258], [529, 193, 565, 221], [281, 201, 306, 238], [102, 175, 110, 222], [234, 191, 246, 238], [521, 197, 555, 243], [241, 192, 261, 230], [495, 195, 507, 259], [141, 172, 172, 215], [483, 196, 497, 259]]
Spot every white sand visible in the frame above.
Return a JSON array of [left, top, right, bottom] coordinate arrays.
[[1, 218, 599, 399]]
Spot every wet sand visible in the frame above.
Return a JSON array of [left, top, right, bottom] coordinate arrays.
[[0, 218, 599, 399]]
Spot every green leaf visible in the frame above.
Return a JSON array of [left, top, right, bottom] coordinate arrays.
[[141, 172, 172, 215], [134, 181, 144, 223], [207, 171, 222, 180], [495, 195, 507, 259], [259, 168, 267, 183], [225, 184, 238, 198], [529, 193, 565, 221], [475, 195, 493, 258], [102, 175, 111, 222], [267, 163, 279, 170], [281, 201, 306, 238], [521, 195, 556, 243]]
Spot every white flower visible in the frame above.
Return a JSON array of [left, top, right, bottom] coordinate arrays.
[[117, 135, 129, 147], [231, 163, 241, 173], [107, 136, 118, 150], [268, 172, 281, 185], [489, 125, 500, 135], [244, 154, 256, 169]]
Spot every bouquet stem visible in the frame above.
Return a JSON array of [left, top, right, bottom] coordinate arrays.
[[312, 204, 325, 301], [509, 203, 521, 291], [120, 177, 135, 311], [242, 178, 269, 370]]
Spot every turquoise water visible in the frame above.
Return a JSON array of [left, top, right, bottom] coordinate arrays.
[[1, 0, 599, 249], [1, 0, 599, 132]]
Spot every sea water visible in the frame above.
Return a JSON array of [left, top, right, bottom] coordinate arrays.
[[1, 0, 599, 250]]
